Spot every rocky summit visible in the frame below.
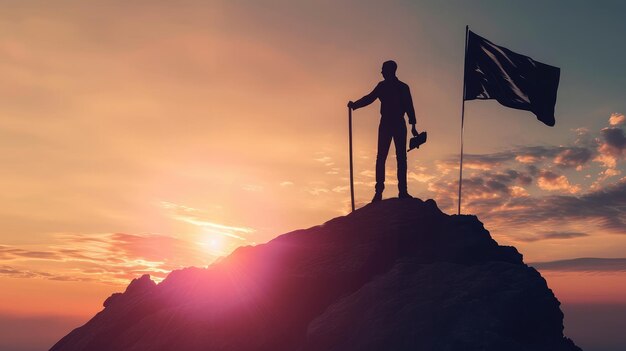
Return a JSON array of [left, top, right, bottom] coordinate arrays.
[[50, 198, 581, 351]]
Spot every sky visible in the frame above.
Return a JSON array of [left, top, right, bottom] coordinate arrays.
[[1, 1, 625, 350]]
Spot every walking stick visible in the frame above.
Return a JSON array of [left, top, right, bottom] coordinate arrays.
[[348, 106, 355, 212]]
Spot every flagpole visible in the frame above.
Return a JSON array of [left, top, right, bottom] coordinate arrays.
[[348, 106, 355, 212], [458, 25, 469, 215]]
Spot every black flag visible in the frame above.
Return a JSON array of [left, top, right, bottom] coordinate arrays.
[[464, 30, 560, 126]]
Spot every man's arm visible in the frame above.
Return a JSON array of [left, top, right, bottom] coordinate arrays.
[[403, 84, 418, 136], [348, 83, 380, 110], [404, 85, 417, 125]]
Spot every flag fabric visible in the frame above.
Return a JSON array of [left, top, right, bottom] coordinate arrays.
[[464, 30, 560, 126]]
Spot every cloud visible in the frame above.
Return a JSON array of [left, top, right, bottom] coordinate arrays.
[[515, 155, 539, 164], [609, 113, 625, 126], [483, 178, 626, 233], [0, 244, 111, 263], [440, 145, 597, 172], [553, 147, 593, 169], [509, 186, 529, 198], [595, 127, 626, 168], [428, 152, 626, 240], [331, 185, 349, 193], [0, 264, 97, 282], [439, 151, 515, 170], [0, 231, 226, 284], [429, 168, 534, 204], [421, 116, 626, 243], [408, 172, 435, 183], [242, 184, 264, 192], [159, 201, 255, 238], [530, 257, 626, 272], [516, 231, 588, 242], [601, 127, 626, 151], [314, 156, 332, 163], [0, 246, 63, 261], [515, 146, 595, 170], [307, 187, 329, 195], [536, 170, 580, 194], [106, 233, 212, 264]]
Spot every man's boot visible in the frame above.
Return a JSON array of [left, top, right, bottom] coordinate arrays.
[[371, 192, 383, 203], [396, 148, 411, 199], [398, 191, 413, 199]]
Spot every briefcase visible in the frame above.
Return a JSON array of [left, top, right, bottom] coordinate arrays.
[[408, 131, 427, 151]]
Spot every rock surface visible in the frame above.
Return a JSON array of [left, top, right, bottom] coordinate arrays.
[[50, 198, 581, 351]]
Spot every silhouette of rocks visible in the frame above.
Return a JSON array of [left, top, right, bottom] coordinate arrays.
[[50, 198, 581, 351]]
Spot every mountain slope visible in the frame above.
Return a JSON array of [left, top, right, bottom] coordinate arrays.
[[50, 198, 581, 351]]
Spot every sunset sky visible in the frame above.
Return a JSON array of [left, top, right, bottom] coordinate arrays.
[[1, 1, 625, 350]]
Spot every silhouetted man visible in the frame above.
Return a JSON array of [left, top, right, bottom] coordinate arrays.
[[348, 60, 418, 203]]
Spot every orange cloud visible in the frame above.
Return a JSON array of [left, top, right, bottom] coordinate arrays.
[[515, 155, 539, 163], [0, 230, 232, 285], [509, 186, 529, 198], [536, 171, 580, 194], [609, 113, 625, 126], [408, 172, 435, 183]]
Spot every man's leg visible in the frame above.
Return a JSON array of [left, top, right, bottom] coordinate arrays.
[[392, 123, 409, 196], [375, 122, 393, 196]]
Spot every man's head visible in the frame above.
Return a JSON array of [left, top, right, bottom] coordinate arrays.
[[381, 60, 397, 80]]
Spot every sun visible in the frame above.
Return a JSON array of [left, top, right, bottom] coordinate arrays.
[[198, 232, 229, 256]]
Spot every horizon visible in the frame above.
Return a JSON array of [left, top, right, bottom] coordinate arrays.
[[1, 1, 625, 350]]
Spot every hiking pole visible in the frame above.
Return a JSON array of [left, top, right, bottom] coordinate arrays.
[[348, 106, 355, 212]]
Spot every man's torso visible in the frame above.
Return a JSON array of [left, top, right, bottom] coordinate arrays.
[[377, 79, 409, 121]]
